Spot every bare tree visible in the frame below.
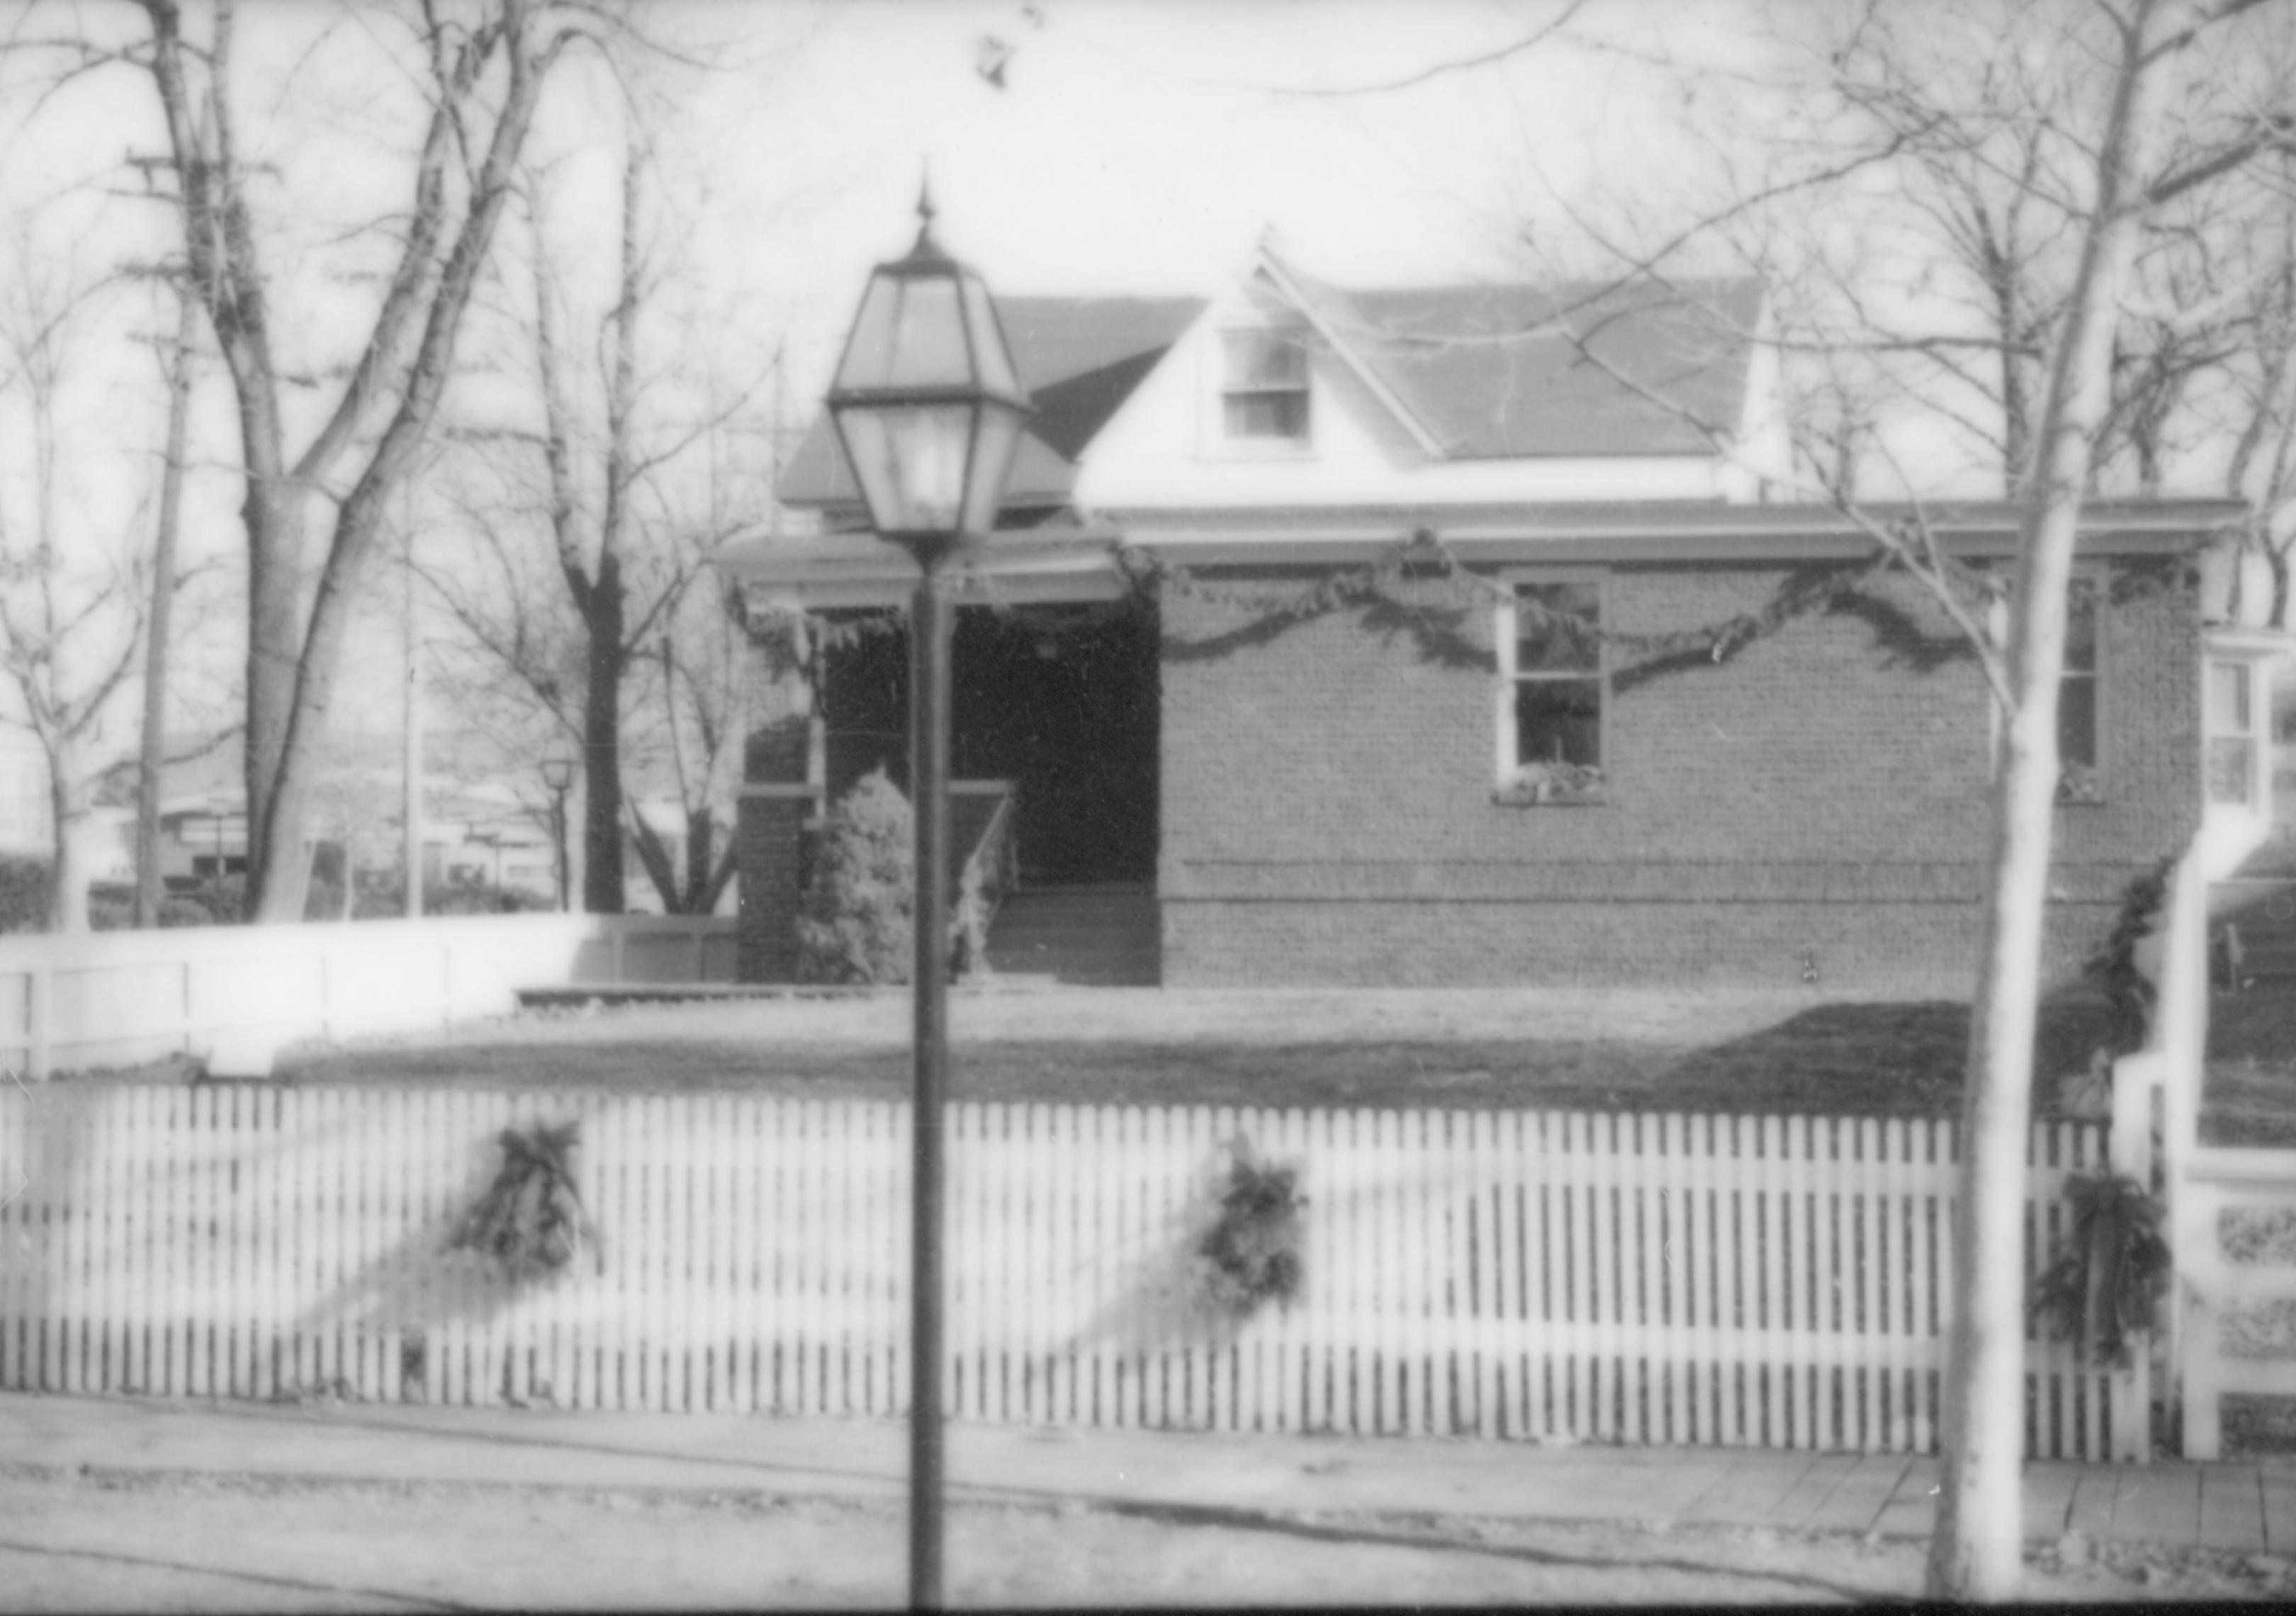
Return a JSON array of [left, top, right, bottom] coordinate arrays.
[[433, 90, 775, 913], [36, 0, 610, 923], [1332, 0, 2292, 1594], [0, 245, 161, 931], [130, 272, 198, 928]]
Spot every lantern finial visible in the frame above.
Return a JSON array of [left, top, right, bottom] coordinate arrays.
[[912, 172, 942, 259]]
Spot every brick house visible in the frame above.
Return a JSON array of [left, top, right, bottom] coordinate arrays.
[[719, 246, 2283, 993]]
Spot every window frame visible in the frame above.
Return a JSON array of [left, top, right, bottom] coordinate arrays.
[[2056, 568, 2108, 804], [1211, 325, 1314, 454], [1495, 569, 1610, 802], [2205, 654, 2265, 812]]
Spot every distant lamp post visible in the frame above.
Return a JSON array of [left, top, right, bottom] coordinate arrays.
[[539, 736, 578, 913], [825, 189, 1030, 1612]]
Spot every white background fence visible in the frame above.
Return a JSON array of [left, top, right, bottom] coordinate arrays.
[[1, 1084, 2120, 1458], [0, 915, 736, 1079]]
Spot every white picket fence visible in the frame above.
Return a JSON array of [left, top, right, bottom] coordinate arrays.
[[0, 1085, 2118, 1457]]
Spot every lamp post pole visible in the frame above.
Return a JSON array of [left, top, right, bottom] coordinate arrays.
[[907, 545, 955, 1607], [550, 783, 570, 911], [541, 741, 578, 915], [823, 191, 1030, 1612]]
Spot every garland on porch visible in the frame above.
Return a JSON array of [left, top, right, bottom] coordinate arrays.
[[758, 529, 1921, 673], [1117, 534, 1906, 670]]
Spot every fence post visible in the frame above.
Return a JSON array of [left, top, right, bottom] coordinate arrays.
[[2156, 847, 2211, 1459], [26, 958, 50, 1082], [2180, 1180, 2224, 1461]]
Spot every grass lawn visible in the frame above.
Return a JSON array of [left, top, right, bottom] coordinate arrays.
[[2205, 984, 2296, 1145], [254, 987, 2129, 1120]]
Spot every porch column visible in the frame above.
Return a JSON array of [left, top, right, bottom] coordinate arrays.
[[737, 614, 823, 982]]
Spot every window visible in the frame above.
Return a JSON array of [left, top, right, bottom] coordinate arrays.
[[2057, 576, 2102, 802], [2207, 657, 2260, 807], [1220, 330, 1310, 443], [1501, 579, 1606, 801]]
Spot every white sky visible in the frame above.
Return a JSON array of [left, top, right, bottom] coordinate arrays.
[[639, 0, 1758, 390], [0, 0, 1895, 759]]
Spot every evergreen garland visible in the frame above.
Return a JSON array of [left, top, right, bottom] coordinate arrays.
[[771, 532, 1910, 673], [2027, 1170, 2172, 1368], [2086, 858, 2173, 1057]]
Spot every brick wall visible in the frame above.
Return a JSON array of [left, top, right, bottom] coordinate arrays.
[[1158, 559, 2200, 991]]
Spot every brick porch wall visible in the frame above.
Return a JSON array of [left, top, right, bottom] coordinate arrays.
[[1157, 559, 2201, 991]]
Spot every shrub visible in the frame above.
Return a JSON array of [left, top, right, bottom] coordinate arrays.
[[798, 768, 915, 984], [795, 768, 991, 984], [88, 882, 223, 930], [0, 855, 50, 933]]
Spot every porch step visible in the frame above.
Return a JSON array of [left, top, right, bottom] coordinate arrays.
[[986, 885, 1161, 987]]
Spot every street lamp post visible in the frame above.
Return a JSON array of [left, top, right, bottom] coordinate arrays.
[[540, 738, 578, 914], [824, 191, 1030, 1612]]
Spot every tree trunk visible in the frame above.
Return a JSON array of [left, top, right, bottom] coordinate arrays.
[[45, 735, 89, 934], [581, 578, 626, 913], [135, 288, 196, 929], [1928, 1, 2165, 1599], [684, 806, 714, 911]]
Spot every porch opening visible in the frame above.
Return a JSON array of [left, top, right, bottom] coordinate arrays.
[[821, 593, 1161, 890]]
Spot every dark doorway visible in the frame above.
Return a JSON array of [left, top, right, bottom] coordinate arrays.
[[821, 595, 1159, 887]]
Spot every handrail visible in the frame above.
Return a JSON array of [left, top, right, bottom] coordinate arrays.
[[953, 786, 1018, 973]]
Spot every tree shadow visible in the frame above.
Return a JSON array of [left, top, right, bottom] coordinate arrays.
[[1079, 1496, 1898, 1605], [0, 1530, 472, 1612], [1657, 994, 2113, 1119]]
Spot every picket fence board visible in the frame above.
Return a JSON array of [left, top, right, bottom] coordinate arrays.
[[0, 1084, 2121, 1456]]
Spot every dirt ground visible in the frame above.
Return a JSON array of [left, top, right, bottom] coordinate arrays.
[[0, 1463, 2277, 1610]]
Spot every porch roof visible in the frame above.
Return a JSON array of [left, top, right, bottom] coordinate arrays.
[[716, 498, 2243, 608]]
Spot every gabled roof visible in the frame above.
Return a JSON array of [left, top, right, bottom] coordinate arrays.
[[777, 296, 1205, 511], [773, 262, 1766, 518], [1275, 260, 1767, 460]]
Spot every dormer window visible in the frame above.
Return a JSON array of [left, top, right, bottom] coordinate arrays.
[[1221, 329, 1310, 443]]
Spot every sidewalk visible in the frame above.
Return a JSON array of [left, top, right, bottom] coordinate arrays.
[[6, 1391, 2295, 1554]]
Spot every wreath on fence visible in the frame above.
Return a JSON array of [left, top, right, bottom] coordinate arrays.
[[1193, 1139, 1307, 1320], [2027, 1169, 2171, 1368], [446, 1122, 603, 1281]]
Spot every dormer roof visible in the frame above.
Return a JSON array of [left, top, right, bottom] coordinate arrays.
[[1315, 275, 1767, 459], [773, 258, 1768, 520]]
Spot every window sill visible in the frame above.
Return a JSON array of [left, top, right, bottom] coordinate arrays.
[[1200, 441, 1315, 461], [1491, 788, 1610, 809]]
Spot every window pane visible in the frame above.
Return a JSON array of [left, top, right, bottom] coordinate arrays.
[[1225, 330, 1306, 388], [2057, 675, 2097, 770], [1516, 583, 1600, 673], [2210, 736, 2255, 805], [2209, 661, 2252, 734], [1223, 391, 1309, 440], [1516, 678, 1602, 768], [2064, 578, 2098, 673]]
